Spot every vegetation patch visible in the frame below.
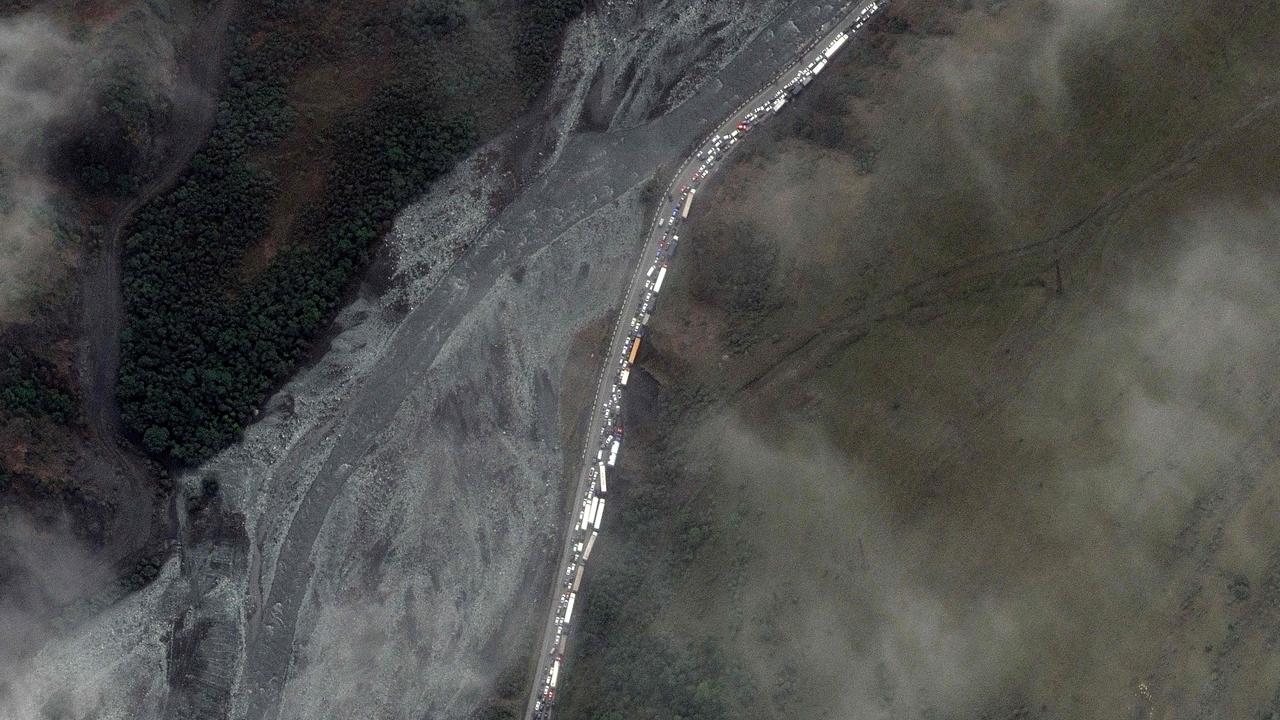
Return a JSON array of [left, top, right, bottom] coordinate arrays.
[[116, 0, 588, 464]]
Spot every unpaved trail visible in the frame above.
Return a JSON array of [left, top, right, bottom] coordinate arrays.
[[76, 0, 237, 552]]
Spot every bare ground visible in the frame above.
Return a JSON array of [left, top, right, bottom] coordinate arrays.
[[2, 2, 878, 720]]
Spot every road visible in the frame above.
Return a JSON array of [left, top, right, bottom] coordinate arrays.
[[523, 1, 885, 717]]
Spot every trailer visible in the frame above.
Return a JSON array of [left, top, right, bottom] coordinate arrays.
[[598, 462, 608, 493], [573, 564, 585, 592], [653, 266, 668, 293], [557, 635, 567, 655], [588, 497, 600, 528], [578, 501, 592, 530], [627, 336, 642, 365], [681, 188, 696, 218], [550, 659, 561, 688], [823, 33, 849, 58], [583, 531, 598, 560], [563, 592, 576, 624], [607, 439, 620, 467], [593, 498, 606, 530], [812, 58, 828, 75]]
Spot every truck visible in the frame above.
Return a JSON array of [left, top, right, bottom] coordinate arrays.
[[607, 439, 620, 467], [619, 368, 630, 386], [823, 33, 848, 58], [812, 58, 828, 75], [582, 530, 598, 560], [579, 500, 592, 530], [653, 266, 668, 294], [550, 659, 560, 688], [593, 498, 606, 530], [598, 462, 608, 493], [627, 336, 642, 365], [573, 564, 584, 592], [681, 189, 696, 218], [588, 497, 600, 528], [563, 592, 576, 624]]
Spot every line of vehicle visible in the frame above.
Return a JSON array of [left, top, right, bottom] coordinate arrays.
[[525, 3, 886, 717]]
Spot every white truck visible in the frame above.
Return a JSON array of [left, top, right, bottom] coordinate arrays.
[[823, 33, 848, 58], [653, 266, 668, 293], [681, 188, 696, 218], [598, 461, 608, 493]]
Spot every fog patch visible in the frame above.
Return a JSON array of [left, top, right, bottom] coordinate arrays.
[[0, 509, 145, 719], [924, 0, 1124, 220], [0, 14, 92, 320], [0, 8, 188, 321], [698, 201, 1280, 717]]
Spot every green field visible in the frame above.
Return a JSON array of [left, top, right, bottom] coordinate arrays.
[[559, 1, 1280, 718]]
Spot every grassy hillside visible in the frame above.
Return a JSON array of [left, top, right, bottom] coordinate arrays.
[[559, 1, 1280, 718], [117, 0, 587, 464]]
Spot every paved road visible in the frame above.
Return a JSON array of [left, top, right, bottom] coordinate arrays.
[[524, 2, 884, 717]]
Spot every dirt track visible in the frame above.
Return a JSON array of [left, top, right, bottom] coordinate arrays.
[[75, 0, 237, 561]]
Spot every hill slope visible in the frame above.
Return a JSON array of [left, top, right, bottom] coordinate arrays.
[[561, 1, 1280, 718]]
